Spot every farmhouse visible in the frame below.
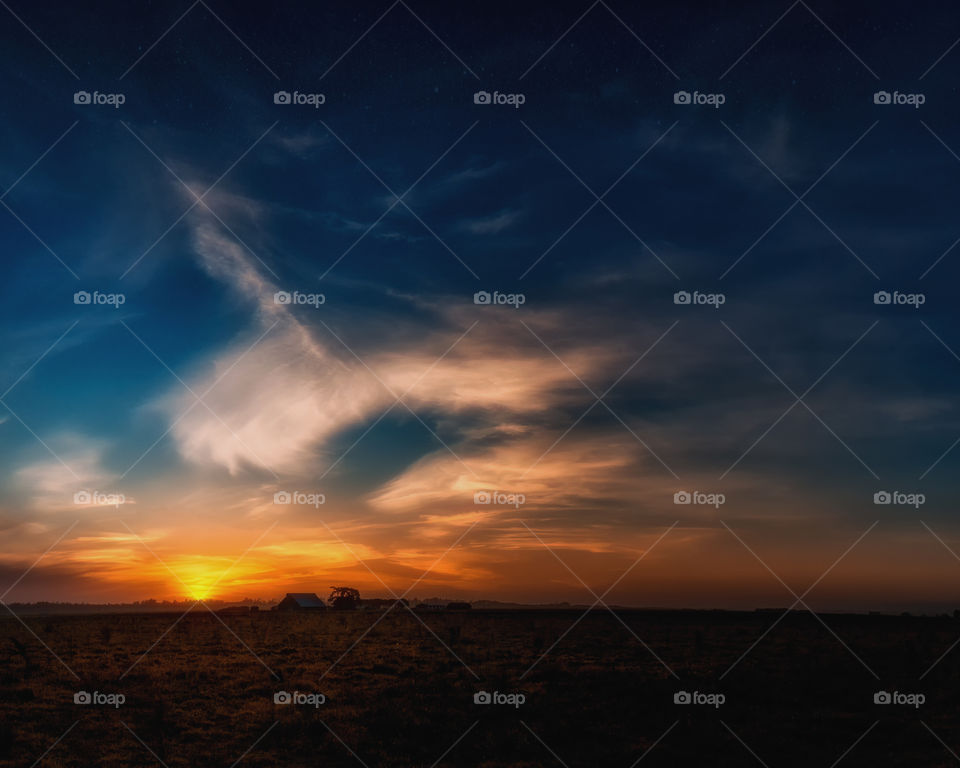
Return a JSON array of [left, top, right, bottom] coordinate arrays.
[[277, 593, 326, 611]]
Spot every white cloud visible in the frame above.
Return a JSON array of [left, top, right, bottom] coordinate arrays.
[[161, 222, 387, 475], [15, 435, 132, 511], [159, 209, 620, 477]]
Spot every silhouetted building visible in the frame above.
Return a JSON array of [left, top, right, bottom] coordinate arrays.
[[277, 593, 326, 611]]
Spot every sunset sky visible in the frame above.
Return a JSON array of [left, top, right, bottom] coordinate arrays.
[[2, 0, 960, 611]]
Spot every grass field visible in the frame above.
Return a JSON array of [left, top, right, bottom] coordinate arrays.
[[1, 609, 958, 766]]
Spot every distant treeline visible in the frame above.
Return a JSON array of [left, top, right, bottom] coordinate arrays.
[[4, 599, 275, 615]]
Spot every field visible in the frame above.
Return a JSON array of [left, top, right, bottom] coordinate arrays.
[[1, 609, 959, 766]]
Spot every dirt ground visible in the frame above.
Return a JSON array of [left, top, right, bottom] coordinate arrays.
[[0, 609, 958, 766]]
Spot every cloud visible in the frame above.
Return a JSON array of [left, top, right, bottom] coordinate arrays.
[[158, 222, 385, 475], [165, 324, 388, 475], [367, 429, 650, 514], [443, 161, 505, 186], [273, 130, 328, 156], [459, 209, 521, 235], [159, 209, 622, 477], [14, 435, 132, 512]]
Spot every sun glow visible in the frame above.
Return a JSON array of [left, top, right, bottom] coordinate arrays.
[[168, 557, 244, 602], [187, 584, 214, 601]]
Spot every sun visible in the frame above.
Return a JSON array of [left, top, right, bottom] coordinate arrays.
[[187, 585, 214, 601], [171, 558, 231, 602]]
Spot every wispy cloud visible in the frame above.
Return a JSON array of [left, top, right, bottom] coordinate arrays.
[[15, 435, 132, 512], [459, 208, 522, 234]]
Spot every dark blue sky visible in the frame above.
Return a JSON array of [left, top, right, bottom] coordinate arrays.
[[1, 0, 960, 609]]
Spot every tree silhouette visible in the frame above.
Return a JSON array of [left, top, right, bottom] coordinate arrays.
[[329, 586, 361, 610]]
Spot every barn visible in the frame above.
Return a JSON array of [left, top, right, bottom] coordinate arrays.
[[276, 593, 326, 611]]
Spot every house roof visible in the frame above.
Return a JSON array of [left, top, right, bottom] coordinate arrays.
[[283, 592, 326, 607]]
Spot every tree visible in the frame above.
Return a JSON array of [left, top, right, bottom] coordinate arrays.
[[329, 586, 361, 610]]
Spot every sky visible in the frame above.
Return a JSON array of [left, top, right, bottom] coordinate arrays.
[[1, 0, 960, 611]]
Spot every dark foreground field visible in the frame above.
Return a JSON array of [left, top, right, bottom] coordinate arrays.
[[1, 609, 959, 766]]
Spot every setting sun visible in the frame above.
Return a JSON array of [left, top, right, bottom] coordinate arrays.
[[167, 556, 245, 602], [186, 585, 213, 601]]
